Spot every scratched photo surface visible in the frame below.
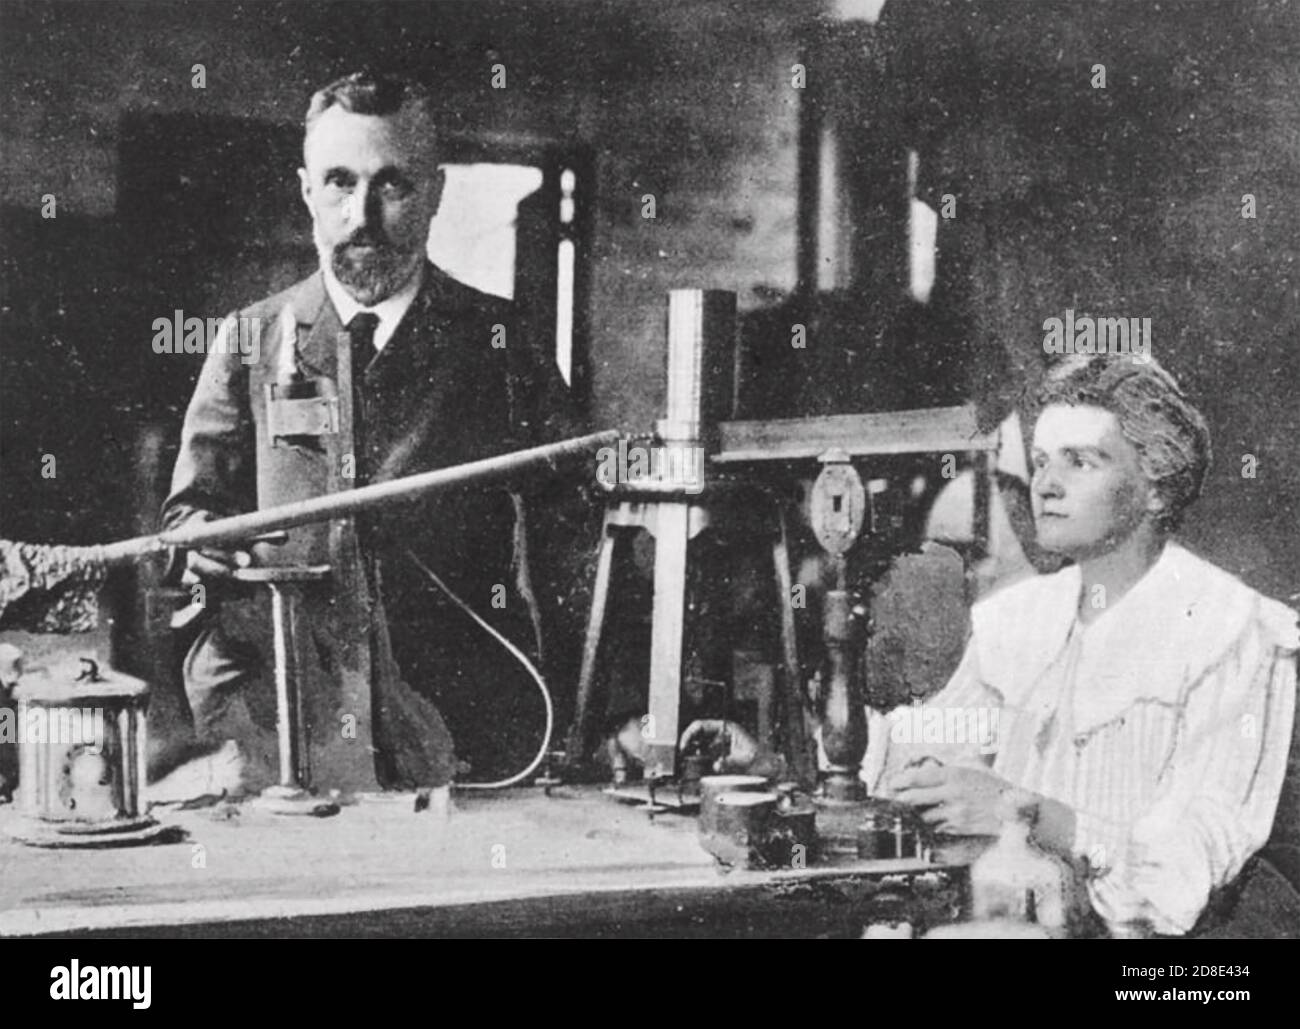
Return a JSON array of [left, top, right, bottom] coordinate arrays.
[[0, 0, 1297, 947]]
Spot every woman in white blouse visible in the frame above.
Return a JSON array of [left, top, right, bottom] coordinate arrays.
[[874, 353, 1298, 937]]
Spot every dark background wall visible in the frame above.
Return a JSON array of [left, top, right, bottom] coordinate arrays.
[[0, 0, 809, 523], [0, 0, 815, 748], [1, 0, 1297, 637], [881, 0, 1300, 602]]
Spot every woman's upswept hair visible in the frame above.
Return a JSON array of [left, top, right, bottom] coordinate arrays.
[[1035, 354, 1212, 532]]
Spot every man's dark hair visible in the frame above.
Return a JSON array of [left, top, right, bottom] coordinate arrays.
[[304, 71, 437, 140]]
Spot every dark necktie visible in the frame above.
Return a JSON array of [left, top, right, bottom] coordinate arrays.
[[347, 311, 380, 384], [346, 312, 379, 484]]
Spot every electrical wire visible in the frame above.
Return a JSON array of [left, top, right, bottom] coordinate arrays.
[[403, 548, 553, 790]]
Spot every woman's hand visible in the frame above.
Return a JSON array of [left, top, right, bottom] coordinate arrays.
[[889, 762, 1026, 836], [679, 719, 760, 773]]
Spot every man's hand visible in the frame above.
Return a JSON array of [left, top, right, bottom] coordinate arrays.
[[171, 544, 251, 629], [889, 762, 1026, 837], [175, 513, 252, 585], [182, 546, 251, 584], [168, 515, 253, 628]]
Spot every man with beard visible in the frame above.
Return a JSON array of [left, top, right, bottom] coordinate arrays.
[[154, 72, 582, 801]]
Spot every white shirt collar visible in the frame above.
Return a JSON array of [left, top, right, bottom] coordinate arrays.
[[321, 261, 424, 352]]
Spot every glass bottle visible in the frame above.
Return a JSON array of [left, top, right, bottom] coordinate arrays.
[[969, 797, 1078, 937]]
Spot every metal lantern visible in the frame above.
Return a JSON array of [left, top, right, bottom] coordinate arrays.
[[6, 657, 173, 847]]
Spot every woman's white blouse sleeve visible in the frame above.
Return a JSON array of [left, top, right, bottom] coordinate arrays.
[[1081, 618, 1297, 936]]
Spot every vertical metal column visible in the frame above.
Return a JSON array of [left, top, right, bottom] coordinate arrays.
[[234, 566, 339, 816]]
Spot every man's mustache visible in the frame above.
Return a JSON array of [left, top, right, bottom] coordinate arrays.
[[337, 231, 392, 252]]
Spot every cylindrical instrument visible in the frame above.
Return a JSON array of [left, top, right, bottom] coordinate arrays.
[[5, 658, 173, 847], [698, 773, 769, 835], [712, 790, 778, 838], [661, 289, 737, 448], [698, 789, 780, 868]]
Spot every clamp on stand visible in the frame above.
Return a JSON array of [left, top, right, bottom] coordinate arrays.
[[566, 290, 814, 798]]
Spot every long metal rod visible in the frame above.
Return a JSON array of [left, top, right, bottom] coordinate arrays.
[[93, 429, 620, 565], [269, 585, 296, 788]]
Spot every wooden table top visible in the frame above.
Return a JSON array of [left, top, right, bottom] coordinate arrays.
[[0, 787, 963, 938]]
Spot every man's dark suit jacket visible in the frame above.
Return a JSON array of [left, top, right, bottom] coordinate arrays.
[[163, 261, 586, 789]]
